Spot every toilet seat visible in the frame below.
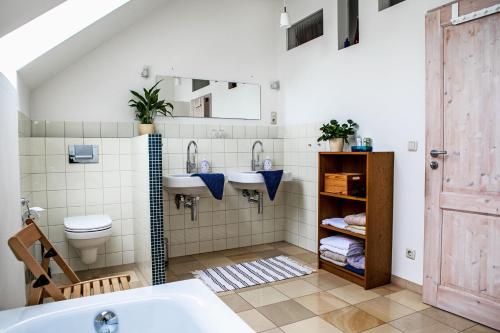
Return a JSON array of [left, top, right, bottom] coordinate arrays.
[[64, 215, 112, 233]]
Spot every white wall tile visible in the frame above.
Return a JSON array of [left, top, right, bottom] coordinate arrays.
[[46, 155, 66, 173], [67, 189, 85, 207], [45, 138, 65, 155], [102, 138, 120, 154], [46, 173, 66, 190], [85, 189, 103, 206]]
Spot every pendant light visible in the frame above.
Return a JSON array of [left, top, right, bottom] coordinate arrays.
[[280, 0, 290, 28]]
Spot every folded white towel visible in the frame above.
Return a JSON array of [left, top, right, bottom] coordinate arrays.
[[320, 235, 363, 250], [322, 218, 347, 229], [320, 244, 364, 257], [320, 255, 347, 267]]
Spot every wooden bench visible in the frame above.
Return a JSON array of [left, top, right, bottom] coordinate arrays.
[[8, 219, 130, 305]]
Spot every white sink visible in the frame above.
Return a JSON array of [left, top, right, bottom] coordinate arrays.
[[227, 171, 293, 192], [163, 174, 210, 196]]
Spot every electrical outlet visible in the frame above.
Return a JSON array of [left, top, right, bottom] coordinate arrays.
[[270, 112, 278, 125], [406, 248, 416, 260]]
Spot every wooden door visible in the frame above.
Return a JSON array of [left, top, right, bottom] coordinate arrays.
[[424, 1, 500, 329]]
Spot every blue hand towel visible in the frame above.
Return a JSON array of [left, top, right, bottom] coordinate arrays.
[[257, 170, 283, 201], [191, 173, 224, 200]]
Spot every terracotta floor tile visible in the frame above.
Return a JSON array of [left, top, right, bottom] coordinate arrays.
[[291, 252, 317, 263], [321, 306, 384, 333], [327, 284, 380, 304], [272, 241, 293, 248], [253, 249, 287, 258], [280, 245, 309, 255], [168, 261, 204, 275], [385, 290, 431, 311], [420, 307, 476, 331], [197, 256, 234, 267], [238, 309, 276, 332], [168, 255, 197, 264], [372, 287, 398, 296], [280, 317, 343, 333], [294, 291, 349, 315], [356, 297, 415, 322], [384, 283, 405, 292], [227, 253, 263, 263], [263, 329, 284, 333], [257, 300, 315, 326], [249, 244, 276, 252], [389, 312, 458, 333], [304, 272, 351, 290], [239, 286, 289, 307], [273, 279, 321, 298], [462, 325, 500, 333], [219, 293, 253, 313], [362, 324, 403, 333]]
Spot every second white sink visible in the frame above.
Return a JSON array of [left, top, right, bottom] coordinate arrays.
[[227, 171, 292, 192]]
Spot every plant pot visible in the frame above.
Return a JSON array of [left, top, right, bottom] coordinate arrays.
[[138, 124, 155, 135], [329, 138, 345, 152]]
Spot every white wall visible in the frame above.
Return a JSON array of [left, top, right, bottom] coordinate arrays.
[[30, 0, 279, 125], [0, 73, 26, 309], [277, 0, 450, 284]]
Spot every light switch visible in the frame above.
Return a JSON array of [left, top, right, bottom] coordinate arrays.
[[408, 141, 418, 152]]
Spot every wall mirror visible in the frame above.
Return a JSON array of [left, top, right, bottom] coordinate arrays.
[[155, 76, 261, 120]]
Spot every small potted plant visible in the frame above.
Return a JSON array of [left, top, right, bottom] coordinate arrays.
[[317, 119, 358, 152], [128, 80, 174, 135]]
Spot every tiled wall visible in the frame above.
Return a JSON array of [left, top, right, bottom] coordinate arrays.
[[162, 123, 287, 257], [18, 137, 135, 272], [282, 123, 329, 253], [20, 118, 331, 266]]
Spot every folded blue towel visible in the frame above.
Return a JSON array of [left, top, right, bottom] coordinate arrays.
[[344, 264, 365, 276], [191, 173, 224, 200], [257, 170, 283, 201]]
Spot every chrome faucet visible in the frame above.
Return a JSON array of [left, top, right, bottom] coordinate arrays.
[[186, 140, 198, 174], [251, 140, 264, 171]]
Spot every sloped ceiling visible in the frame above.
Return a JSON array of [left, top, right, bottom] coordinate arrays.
[[0, 0, 66, 38], [18, 0, 168, 88]]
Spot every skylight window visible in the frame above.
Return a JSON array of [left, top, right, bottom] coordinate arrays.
[[0, 0, 129, 85]]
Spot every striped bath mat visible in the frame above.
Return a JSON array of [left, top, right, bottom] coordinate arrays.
[[193, 255, 315, 293]]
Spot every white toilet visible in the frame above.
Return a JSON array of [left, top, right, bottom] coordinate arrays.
[[64, 215, 112, 265]]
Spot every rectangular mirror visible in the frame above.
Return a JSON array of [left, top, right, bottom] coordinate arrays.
[[155, 76, 261, 120]]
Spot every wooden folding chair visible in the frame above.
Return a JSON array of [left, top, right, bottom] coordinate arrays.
[[8, 219, 131, 306]]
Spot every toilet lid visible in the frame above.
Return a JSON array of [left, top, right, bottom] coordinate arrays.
[[64, 215, 112, 232]]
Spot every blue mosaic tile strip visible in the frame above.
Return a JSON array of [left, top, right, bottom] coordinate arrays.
[[148, 134, 165, 285]]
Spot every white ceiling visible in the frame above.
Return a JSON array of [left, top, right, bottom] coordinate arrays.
[[18, 0, 167, 88], [0, 0, 67, 38]]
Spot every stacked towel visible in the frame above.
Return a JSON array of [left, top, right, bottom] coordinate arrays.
[[344, 212, 366, 226], [322, 218, 347, 229], [322, 213, 366, 235], [320, 235, 365, 274]]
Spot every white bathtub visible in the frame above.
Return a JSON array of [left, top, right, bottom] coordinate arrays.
[[0, 279, 254, 333]]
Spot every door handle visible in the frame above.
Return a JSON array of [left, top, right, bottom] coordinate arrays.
[[430, 149, 447, 158]]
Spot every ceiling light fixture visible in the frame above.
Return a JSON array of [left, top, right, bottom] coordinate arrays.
[[280, 0, 291, 29]]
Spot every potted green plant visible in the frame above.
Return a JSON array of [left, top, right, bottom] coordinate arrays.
[[128, 80, 174, 135], [317, 119, 358, 152]]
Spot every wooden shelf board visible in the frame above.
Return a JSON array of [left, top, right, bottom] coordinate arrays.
[[319, 224, 366, 239], [319, 259, 365, 286], [320, 192, 367, 202]]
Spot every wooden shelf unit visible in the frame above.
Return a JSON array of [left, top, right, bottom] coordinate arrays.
[[317, 152, 394, 289]]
